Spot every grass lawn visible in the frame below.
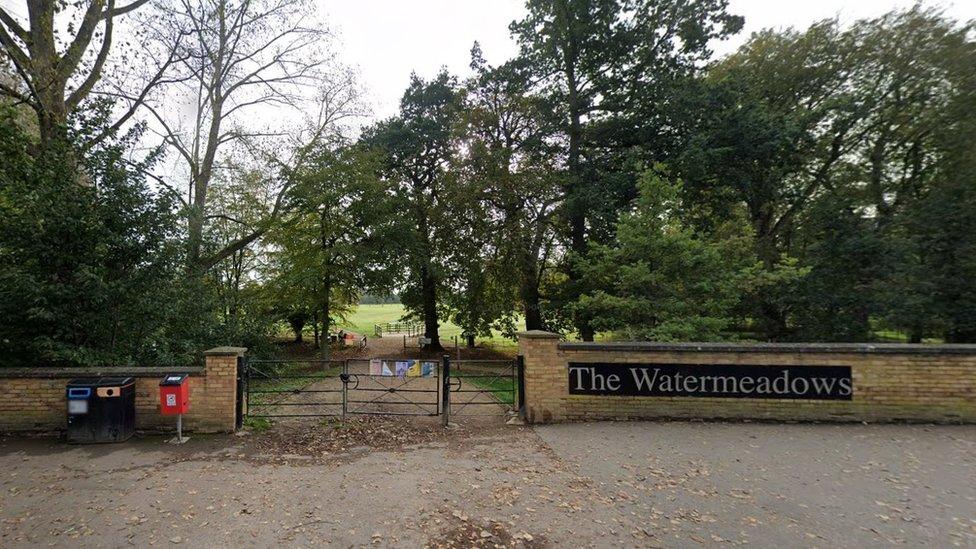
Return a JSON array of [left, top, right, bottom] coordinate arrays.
[[460, 372, 517, 405], [332, 306, 941, 349], [337, 303, 518, 348]]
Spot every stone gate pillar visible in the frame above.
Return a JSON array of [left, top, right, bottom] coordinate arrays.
[[200, 346, 246, 432], [517, 331, 564, 423]]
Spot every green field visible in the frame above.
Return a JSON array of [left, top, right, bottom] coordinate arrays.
[[337, 304, 518, 347]]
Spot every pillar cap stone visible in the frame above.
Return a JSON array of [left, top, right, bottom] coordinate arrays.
[[517, 331, 561, 340], [203, 346, 248, 357]]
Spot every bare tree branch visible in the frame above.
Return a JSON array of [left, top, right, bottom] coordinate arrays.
[[140, 0, 345, 272], [196, 176, 294, 271], [0, 15, 31, 69], [83, 34, 190, 151], [205, 213, 248, 225], [0, 7, 28, 42], [120, 158, 190, 207], [3, 0, 153, 151], [66, 0, 116, 110], [58, 0, 111, 82], [101, 0, 151, 19], [0, 81, 34, 106]]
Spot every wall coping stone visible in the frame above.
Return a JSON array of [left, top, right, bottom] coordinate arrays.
[[518, 331, 562, 340], [557, 341, 976, 355], [0, 366, 205, 379], [203, 346, 248, 356]]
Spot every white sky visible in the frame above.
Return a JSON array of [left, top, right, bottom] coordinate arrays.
[[322, 0, 976, 119], [2, 0, 974, 125]]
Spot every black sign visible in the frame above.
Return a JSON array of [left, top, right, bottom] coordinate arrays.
[[568, 362, 852, 400]]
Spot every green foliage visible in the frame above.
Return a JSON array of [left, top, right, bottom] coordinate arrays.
[[0, 106, 196, 366], [266, 143, 404, 344], [361, 70, 462, 348], [510, 0, 745, 339], [442, 51, 561, 339], [898, 176, 976, 342], [4, 1, 976, 359], [676, 6, 976, 342], [570, 169, 754, 341], [786, 195, 889, 341]]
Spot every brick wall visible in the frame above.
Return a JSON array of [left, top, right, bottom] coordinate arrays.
[[518, 331, 976, 424], [0, 347, 244, 434]]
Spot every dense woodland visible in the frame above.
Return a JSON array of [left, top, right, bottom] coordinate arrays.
[[1, 0, 975, 367]]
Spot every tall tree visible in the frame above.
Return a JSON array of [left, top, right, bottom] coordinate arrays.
[[572, 168, 753, 341], [362, 71, 460, 351], [510, 0, 742, 340], [136, 0, 345, 272], [206, 166, 269, 330], [0, 0, 178, 155], [455, 48, 561, 332], [440, 186, 516, 346], [682, 7, 976, 341], [878, 9, 976, 342], [269, 144, 402, 357], [0, 103, 189, 367]]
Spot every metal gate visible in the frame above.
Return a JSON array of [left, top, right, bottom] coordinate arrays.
[[447, 359, 521, 418], [343, 359, 441, 416], [242, 355, 523, 421], [244, 359, 345, 418]]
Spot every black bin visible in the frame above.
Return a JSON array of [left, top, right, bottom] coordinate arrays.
[[66, 377, 136, 443]]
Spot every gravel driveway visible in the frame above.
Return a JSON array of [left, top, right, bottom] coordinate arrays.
[[534, 421, 976, 547], [1, 420, 973, 547]]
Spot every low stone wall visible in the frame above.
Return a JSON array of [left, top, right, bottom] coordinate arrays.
[[519, 332, 976, 424], [0, 347, 244, 433]]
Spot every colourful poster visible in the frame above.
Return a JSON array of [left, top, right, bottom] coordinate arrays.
[[381, 362, 393, 376], [407, 360, 422, 377], [421, 361, 436, 377], [369, 359, 382, 375], [395, 361, 410, 379]]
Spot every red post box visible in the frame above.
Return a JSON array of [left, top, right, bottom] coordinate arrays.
[[159, 374, 190, 416]]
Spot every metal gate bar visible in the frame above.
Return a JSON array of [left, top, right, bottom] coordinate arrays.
[[245, 359, 345, 418], [242, 355, 524, 422], [343, 359, 441, 416], [447, 359, 518, 417]]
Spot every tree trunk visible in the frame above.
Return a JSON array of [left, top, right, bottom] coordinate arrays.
[[753, 215, 789, 340], [466, 333, 475, 348], [520, 255, 544, 331], [321, 283, 331, 360], [312, 312, 320, 349], [288, 315, 305, 343], [566, 118, 592, 341], [37, 95, 69, 151], [420, 264, 443, 351], [320, 208, 332, 359], [23, 0, 71, 152], [187, 203, 205, 270], [560, 27, 592, 342]]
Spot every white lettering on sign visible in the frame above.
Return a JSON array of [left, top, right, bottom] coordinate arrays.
[[568, 363, 853, 400], [166, 394, 176, 406]]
